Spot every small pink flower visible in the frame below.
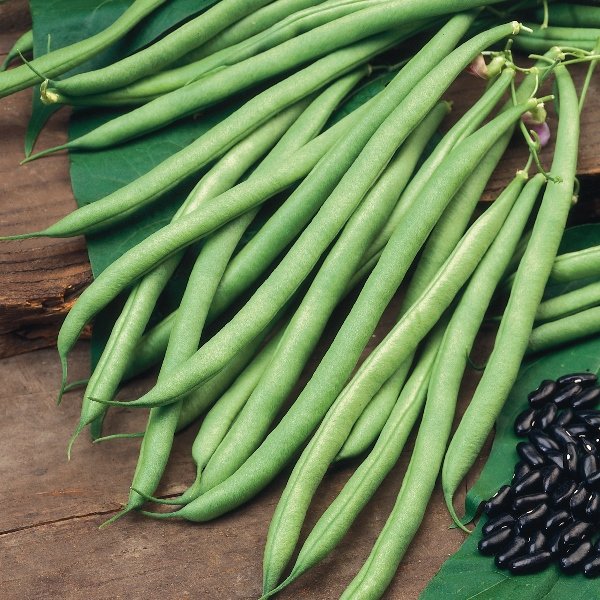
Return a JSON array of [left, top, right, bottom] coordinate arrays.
[[522, 106, 551, 147], [467, 54, 488, 79], [529, 121, 551, 147]]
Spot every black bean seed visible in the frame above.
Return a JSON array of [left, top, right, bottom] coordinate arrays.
[[478, 526, 513, 555], [555, 408, 575, 428], [548, 530, 563, 556], [517, 503, 549, 533], [585, 492, 600, 522], [549, 425, 575, 447], [580, 436, 597, 455], [483, 485, 513, 516], [514, 470, 543, 495], [517, 442, 545, 468], [565, 423, 589, 437], [560, 541, 594, 573], [495, 535, 528, 569], [544, 450, 565, 469], [557, 372, 597, 387], [569, 484, 590, 518], [482, 513, 515, 536], [560, 520, 593, 548], [581, 454, 599, 480], [513, 493, 549, 514], [544, 509, 571, 532], [514, 407, 538, 436], [541, 465, 562, 493], [529, 380, 557, 408], [512, 461, 532, 484], [571, 387, 600, 410], [583, 554, 600, 578], [578, 410, 600, 430], [595, 538, 600, 553], [509, 551, 552, 574], [527, 531, 547, 554], [529, 429, 561, 454], [536, 403, 558, 430], [563, 443, 579, 477], [587, 470, 600, 491], [552, 384, 583, 408], [551, 480, 577, 508]]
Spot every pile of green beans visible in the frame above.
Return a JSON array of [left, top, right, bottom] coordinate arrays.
[[2, 1, 599, 597]]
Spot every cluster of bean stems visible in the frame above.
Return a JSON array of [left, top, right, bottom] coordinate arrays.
[[1, 0, 599, 598]]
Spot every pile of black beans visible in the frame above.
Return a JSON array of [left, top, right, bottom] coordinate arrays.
[[477, 371, 600, 576]]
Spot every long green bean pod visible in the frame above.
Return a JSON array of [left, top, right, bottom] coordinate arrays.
[[54, 15, 486, 387], [536, 3, 600, 28], [266, 325, 445, 597], [1, 29, 33, 72], [261, 139, 530, 593], [442, 64, 580, 525], [41, 0, 275, 98], [535, 280, 600, 322], [550, 244, 600, 282], [0, 0, 166, 98], [528, 306, 600, 354]]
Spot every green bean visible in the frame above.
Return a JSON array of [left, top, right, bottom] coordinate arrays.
[[101, 72, 364, 516], [442, 64, 579, 525], [113, 98, 379, 383], [198, 102, 449, 495], [513, 36, 596, 54], [535, 280, 600, 322], [15, 32, 394, 232], [536, 3, 600, 28], [550, 244, 600, 282], [140, 108, 537, 528], [261, 132, 530, 594], [267, 325, 444, 597], [68, 100, 311, 449], [97, 18, 520, 413], [55, 14, 483, 389], [1, 29, 33, 72], [61, 0, 382, 105], [0, 0, 166, 98], [41, 0, 275, 98], [524, 23, 600, 42], [527, 306, 600, 354]]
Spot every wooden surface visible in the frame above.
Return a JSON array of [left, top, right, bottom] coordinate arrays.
[[1, 6, 600, 600]]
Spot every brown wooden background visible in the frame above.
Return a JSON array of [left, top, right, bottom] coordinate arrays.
[[1, 2, 599, 599]]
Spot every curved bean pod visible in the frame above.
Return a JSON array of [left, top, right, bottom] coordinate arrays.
[[1, 29, 33, 72], [550, 244, 600, 282], [535, 280, 600, 322], [442, 64, 580, 525]]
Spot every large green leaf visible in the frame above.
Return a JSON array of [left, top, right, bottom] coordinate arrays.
[[420, 225, 600, 598]]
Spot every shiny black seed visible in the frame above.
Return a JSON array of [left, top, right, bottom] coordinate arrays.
[[513, 493, 549, 514], [536, 403, 558, 430], [549, 425, 575, 447], [581, 454, 599, 479], [514, 470, 543, 495], [548, 530, 563, 556], [580, 436, 597, 454], [527, 530, 547, 554], [544, 450, 564, 469], [517, 503, 549, 533], [555, 408, 575, 428], [587, 470, 600, 491], [565, 423, 590, 438], [560, 541, 594, 573], [512, 461, 532, 484], [595, 538, 600, 553], [509, 551, 552, 574], [529, 380, 557, 408], [563, 443, 579, 477], [586, 492, 600, 522], [557, 372, 597, 387], [578, 410, 600, 430], [552, 384, 583, 408], [572, 387, 600, 410], [495, 535, 528, 569], [483, 485, 513, 516], [544, 509, 571, 532], [517, 442, 545, 468], [478, 526, 513, 555], [570, 484, 590, 518], [541, 465, 562, 493], [584, 554, 600, 578], [482, 513, 515, 536], [529, 429, 561, 454], [560, 520, 593, 548], [514, 407, 538, 436], [551, 480, 577, 508]]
